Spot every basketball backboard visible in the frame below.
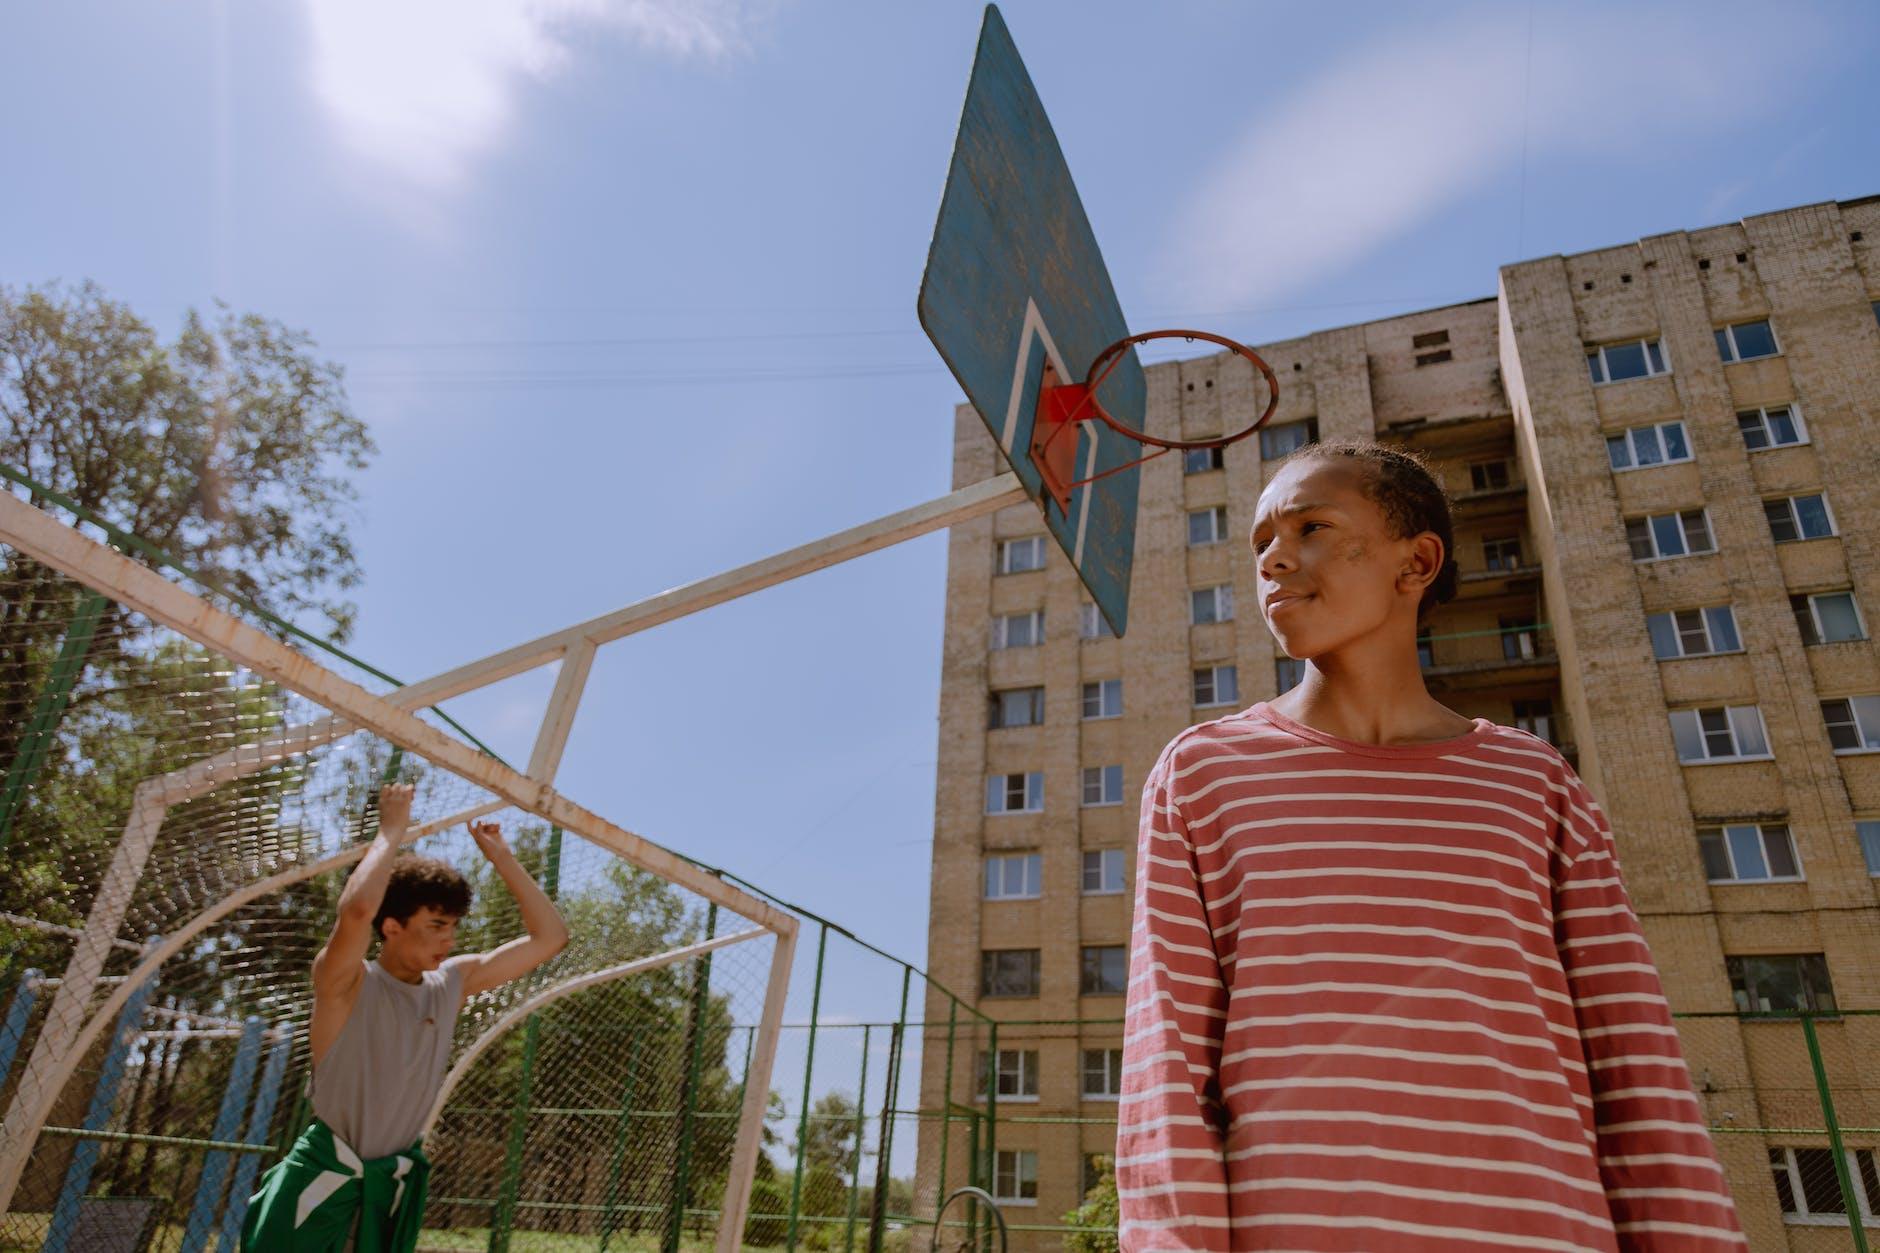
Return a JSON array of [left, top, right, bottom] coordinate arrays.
[[919, 4, 1144, 637]]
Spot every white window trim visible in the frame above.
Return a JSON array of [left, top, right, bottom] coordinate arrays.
[[1081, 679, 1123, 721], [986, 772, 1045, 815], [975, 1049, 1041, 1104], [1187, 505, 1229, 547], [1856, 819, 1880, 879], [990, 687, 1045, 730], [1768, 493, 1839, 543], [1650, 605, 1744, 660], [1607, 420, 1694, 473], [1079, 602, 1117, 641], [1770, 1146, 1879, 1225], [1825, 695, 1880, 757], [990, 610, 1045, 650], [1671, 706, 1775, 765], [1717, 318, 1782, 364], [984, 853, 1043, 901], [1587, 338, 1670, 386], [1796, 590, 1868, 645], [1628, 509, 1716, 563], [1700, 823, 1805, 884], [1468, 459, 1514, 492], [1080, 766, 1125, 809], [1190, 584, 1235, 626], [1194, 665, 1239, 708], [997, 536, 1047, 574], [1738, 404, 1809, 451], [992, 1150, 1041, 1206], [1081, 848, 1128, 895], [1080, 1048, 1125, 1100]]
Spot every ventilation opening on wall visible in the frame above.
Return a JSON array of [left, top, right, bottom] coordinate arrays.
[[1414, 349, 1453, 367], [1411, 329, 1450, 350], [1699, 259, 1711, 270]]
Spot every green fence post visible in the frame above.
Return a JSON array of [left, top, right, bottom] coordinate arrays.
[[842, 1023, 871, 1252], [488, 824, 561, 1253], [982, 1019, 998, 1253], [786, 923, 830, 1252], [866, 966, 911, 1253], [664, 901, 719, 1253], [0, 588, 108, 854], [935, 997, 958, 1230], [1801, 1012, 1869, 1253], [599, 1035, 646, 1251]]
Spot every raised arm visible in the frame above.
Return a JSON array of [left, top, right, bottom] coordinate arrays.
[[310, 782, 413, 1062], [1553, 773, 1745, 1249], [447, 821, 570, 998], [1116, 748, 1231, 1252]]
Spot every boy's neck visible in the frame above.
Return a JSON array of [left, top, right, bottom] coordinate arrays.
[[1270, 632, 1473, 747], [376, 950, 426, 984]]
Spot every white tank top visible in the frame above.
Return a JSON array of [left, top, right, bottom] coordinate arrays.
[[311, 960, 465, 1159]]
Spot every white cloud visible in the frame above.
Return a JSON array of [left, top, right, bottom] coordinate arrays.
[[1156, 4, 1834, 312], [303, 0, 755, 195]]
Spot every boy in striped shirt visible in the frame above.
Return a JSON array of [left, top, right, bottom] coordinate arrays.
[[1119, 440, 1744, 1250]]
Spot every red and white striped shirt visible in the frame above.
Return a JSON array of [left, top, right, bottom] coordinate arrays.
[[1118, 702, 1744, 1251]]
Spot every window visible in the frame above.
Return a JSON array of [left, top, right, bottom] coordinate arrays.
[[1647, 605, 1742, 659], [1183, 445, 1225, 475], [1625, 509, 1715, 561], [998, 536, 1047, 574], [984, 853, 1042, 900], [976, 1049, 1039, 1100], [1727, 953, 1836, 1014], [1411, 328, 1450, 350], [981, 950, 1041, 998], [989, 687, 1045, 729], [1081, 679, 1122, 720], [1414, 348, 1453, 367], [1858, 820, 1880, 875], [1416, 631, 1434, 669], [1483, 535, 1523, 571], [1081, 766, 1124, 808], [1081, 1048, 1124, 1099], [1193, 665, 1239, 708], [1715, 318, 1779, 363], [1822, 696, 1880, 753], [1187, 505, 1229, 547], [1737, 405, 1806, 451], [985, 772, 1044, 815], [991, 610, 1044, 650], [1082, 849, 1126, 895], [1260, 416, 1318, 460], [1769, 1145, 1880, 1224], [1079, 602, 1117, 640], [1698, 823, 1801, 882], [1606, 420, 1692, 471], [1586, 338, 1669, 384], [1191, 585, 1235, 625], [1469, 459, 1512, 492], [1764, 494, 1835, 543], [1081, 945, 1128, 995], [993, 1150, 1039, 1203], [1275, 656, 1307, 693], [1500, 618, 1540, 661], [1513, 699, 1554, 744], [1670, 705, 1770, 763], [1792, 592, 1865, 645]]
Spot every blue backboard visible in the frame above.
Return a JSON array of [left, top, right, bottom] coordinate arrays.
[[919, 4, 1143, 637]]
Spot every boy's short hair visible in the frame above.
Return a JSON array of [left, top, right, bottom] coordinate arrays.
[[1282, 438, 1459, 620], [374, 856, 473, 937]]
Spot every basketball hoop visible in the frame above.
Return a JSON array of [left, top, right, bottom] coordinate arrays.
[[1029, 329, 1280, 514]]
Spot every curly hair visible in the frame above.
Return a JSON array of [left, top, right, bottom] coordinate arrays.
[[373, 855, 473, 937], [1280, 437, 1460, 620]]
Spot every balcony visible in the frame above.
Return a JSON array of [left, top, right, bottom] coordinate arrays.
[[1418, 623, 1558, 690]]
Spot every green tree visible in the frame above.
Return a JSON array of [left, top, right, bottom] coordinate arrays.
[[797, 1089, 861, 1175], [1062, 1156, 1119, 1253]]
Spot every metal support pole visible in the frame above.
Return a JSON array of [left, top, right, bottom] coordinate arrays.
[[598, 1035, 646, 1251], [43, 964, 158, 1253], [217, 1024, 297, 1250], [488, 824, 562, 1253], [664, 902, 719, 1253], [1801, 1012, 1869, 1253], [786, 924, 830, 1252], [935, 998, 958, 1227], [0, 589, 108, 853], [842, 1023, 871, 1252], [866, 967, 911, 1252], [179, 1016, 265, 1253], [981, 1020, 999, 1252]]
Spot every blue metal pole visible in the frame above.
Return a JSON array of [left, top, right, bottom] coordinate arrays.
[[42, 966, 159, 1253], [216, 1023, 296, 1251], [179, 1016, 265, 1253], [0, 970, 40, 1093]]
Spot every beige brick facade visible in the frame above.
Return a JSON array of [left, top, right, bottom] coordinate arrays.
[[918, 197, 1880, 1247]]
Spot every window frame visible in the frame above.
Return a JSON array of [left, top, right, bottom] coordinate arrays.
[[1669, 705, 1772, 764], [1822, 695, 1880, 755], [992, 1149, 1040, 1205], [1697, 822, 1803, 884], [980, 949, 1042, 999], [989, 686, 1046, 730], [1768, 1145, 1880, 1225], [1647, 604, 1743, 660], [1586, 337, 1670, 385], [1606, 419, 1693, 472], [997, 535, 1048, 574], [1791, 591, 1866, 646], [1080, 765, 1124, 808], [1625, 508, 1716, 562], [1715, 318, 1781, 364], [1727, 953, 1837, 1016], [1259, 416, 1318, 460], [1764, 493, 1837, 544], [983, 852, 1043, 901], [990, 609, 1045, 650], [1737, 404, 1808, 452], [1856, 819, 1880, 877], [1275, 655, 1307, 693], [1187, 505, 1230, 547], [1183, 445, 1226, 475], [985, 772, 1045, 815], [1513, 699, 1554, 744], [1080, 944, 1128, 996], [1482, 535, 1523, 572], [1193, 664, 1240, 708], [1079, 602, 1117, 641], [976, 1048, 1041, 1103], [1080, 1047, 1124, 1100], [1081, 678, 1123, 721], [1468, 459, 1513, 492], [1190, 584, 1235, 625], [1081, 848, 1127, 895]]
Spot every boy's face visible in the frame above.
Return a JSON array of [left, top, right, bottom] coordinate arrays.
[[1251, 458, 1430, 662], [380, 905, 461, 971]]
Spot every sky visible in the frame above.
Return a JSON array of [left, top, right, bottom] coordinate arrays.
[[6, 0, 1879, 1148]]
